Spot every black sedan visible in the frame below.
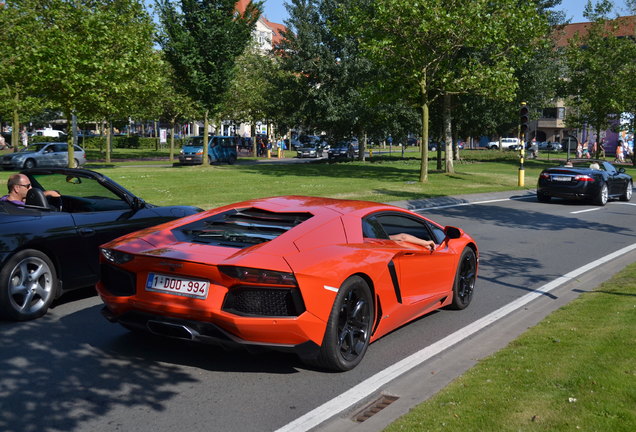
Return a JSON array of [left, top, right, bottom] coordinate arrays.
[[537, 159, 632, 205], [0, 168, 202, 321], [328, 140, 359, 160]]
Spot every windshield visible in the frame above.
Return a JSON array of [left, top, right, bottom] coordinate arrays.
[[21, 143, 49, 152]]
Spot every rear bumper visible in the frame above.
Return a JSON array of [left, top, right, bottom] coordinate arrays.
[[102, 306, 320, 357]]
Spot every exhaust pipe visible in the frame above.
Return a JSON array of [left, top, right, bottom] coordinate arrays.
[[147, 320, 199, 340]]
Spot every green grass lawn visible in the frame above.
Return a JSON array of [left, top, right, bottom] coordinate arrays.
[[80, 149, 609, 210], [385, 262, 636, 432]]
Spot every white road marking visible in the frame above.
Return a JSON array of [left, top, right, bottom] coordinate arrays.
[[276, 242, 636, 432], [412, 195, 536, 212], [571, 208, 601, 214]]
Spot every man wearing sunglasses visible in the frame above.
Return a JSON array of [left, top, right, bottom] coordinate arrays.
[[1, 173, 60, 206]]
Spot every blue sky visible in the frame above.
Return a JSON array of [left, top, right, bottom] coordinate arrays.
[[261, 0, 631, 25]]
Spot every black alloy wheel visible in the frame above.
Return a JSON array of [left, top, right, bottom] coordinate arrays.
[[449, 247, 477, 310], [310, 276, 374, 371]]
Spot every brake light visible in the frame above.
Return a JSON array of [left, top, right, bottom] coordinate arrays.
[[574, 175, 594, 182], [219, 266, 298, 287], [540, 172, 550, 179]]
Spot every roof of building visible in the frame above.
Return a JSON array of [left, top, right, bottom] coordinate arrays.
[[553, 15, 635, 47], [235, 0, 287, 48]]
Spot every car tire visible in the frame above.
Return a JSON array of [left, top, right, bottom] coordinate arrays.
[[309, 276, 374, 371], [72, 158, 80, 168], [593, 182, 608, 206], [23, 159, 36, 169], [0, 249, 58, 321], [448, 247, 477, 310], [537, 192, 551, 203], [620, 180, 632, 201]]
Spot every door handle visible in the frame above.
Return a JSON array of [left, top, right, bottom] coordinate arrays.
[[79, 228, 95, 237]]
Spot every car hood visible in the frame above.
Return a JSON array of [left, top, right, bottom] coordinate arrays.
[[182, 145, 204, 152]]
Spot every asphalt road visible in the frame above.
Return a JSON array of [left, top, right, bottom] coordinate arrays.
[[1, 189, 635, 432]]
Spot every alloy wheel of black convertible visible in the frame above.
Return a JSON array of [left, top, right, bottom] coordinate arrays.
[[594, 182, 609, 206], [620, 180, 633, 201], [0, 249, 58, 321]]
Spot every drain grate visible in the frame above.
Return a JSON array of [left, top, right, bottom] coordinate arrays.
[[353, 394, 400, 423]]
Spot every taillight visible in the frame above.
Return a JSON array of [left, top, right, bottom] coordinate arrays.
[[219, 266, 298, 287], [574, 175, 594, 182], [540, 172, 550, 179]]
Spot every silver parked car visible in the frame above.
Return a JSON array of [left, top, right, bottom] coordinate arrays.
[[1, 142, 86, 170]]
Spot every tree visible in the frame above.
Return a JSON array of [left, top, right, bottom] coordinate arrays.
[[221, 44, 277, 153], [12, 0, 164, 166], [157, 0, 261, 165], [337, 0, 548, 181], [275, 0, 377, 146], [0, 1, 53, 149], [563, 0, 636, 159]]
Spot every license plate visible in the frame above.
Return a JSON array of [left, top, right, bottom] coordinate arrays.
[[185, 157, 192, 160], [552, 176, 571, 181], [146, 273, 209, 299]]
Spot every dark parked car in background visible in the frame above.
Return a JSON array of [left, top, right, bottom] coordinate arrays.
[[537, 159, 632, 206], [0, 168, 202, 321], [1, 142, 86, 170], [328, 140, 359, 160]]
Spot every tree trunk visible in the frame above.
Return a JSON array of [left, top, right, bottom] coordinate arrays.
[[443, 93, 454, 174], [251, 122, 257, 156], [65, 110, 75, 168], [419, 78, 429, 182], [202, 110, 210, 166], [170, 118, 176, 163], [12, 102, 19, 151], [360, 132, 367, 162], [106, 121, 112, 164]]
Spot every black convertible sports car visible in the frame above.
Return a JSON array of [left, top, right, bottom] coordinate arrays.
[[0, 168, 202, 321], [537, 159, 632, 205]]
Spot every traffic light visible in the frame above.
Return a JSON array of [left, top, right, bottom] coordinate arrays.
[[519, 103, 529, 134]]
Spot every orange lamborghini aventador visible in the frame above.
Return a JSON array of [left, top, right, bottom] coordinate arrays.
[[97, 196, 478, 371]]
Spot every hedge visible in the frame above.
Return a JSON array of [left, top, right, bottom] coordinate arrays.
[[30, 135, 172, 150]]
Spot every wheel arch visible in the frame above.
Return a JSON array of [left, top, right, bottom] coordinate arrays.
[[346, 271, 382, 336]]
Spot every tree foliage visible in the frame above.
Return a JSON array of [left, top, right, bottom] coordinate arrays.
[[275, 0, 378, 143], [336, 0, 548, 181], [156, 0, 261, 165], [1, 0, 163, 164], [563, 0, 636, 152]]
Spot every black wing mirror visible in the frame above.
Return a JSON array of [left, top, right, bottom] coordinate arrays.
[[444, 226, 462, 239]]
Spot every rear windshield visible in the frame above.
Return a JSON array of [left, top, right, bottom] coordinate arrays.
[[172, 207, 313, 248]]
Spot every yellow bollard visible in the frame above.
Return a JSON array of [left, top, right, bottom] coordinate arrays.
[[267, 149, 271, 159], [277, 148, 281, 159], [370, 149, 373, 158]]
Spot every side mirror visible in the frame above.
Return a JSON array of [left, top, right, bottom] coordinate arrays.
[[444, 226, 462, 239], [618, 167, 626, 174], [132, 196, 146, 210]]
